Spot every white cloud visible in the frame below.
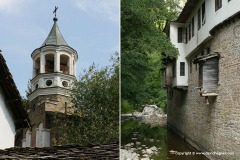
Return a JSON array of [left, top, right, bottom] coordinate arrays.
[[75, 0, 119, 23], [0, 0, 27, 13]]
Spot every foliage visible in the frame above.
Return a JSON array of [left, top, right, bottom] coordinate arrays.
[[22, 80, 32, 111], [56, 53, 119, 145], [121, 0, 179, 108], [21, 96, 30, 111], [144, 52, 167, 110], [121, 100, 135, 114], [25, 80, 32, 97]]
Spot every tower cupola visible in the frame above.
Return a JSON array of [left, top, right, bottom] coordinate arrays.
[[28, 12, 78, 102]]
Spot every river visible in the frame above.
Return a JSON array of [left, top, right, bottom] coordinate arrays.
[[121, 121, 209, 160]]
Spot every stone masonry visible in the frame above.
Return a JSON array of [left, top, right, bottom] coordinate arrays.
[[167, 18, 240, 160], [20, 94, 73, 147]]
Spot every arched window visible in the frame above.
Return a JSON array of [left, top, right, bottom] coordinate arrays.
[[36, 123, 43, 147], [25, 129, 32, 147], [35, 123, 50, 147], [45, 54, 54, 73], [60, 54, 69, 74], [34, 57, 40, 76]]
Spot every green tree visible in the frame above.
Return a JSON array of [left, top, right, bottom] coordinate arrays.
[[121, 0, 179, 109], [56, 53, 119, 145]]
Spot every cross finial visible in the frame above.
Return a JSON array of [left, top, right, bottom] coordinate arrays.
[[53, 6, 58, 17]]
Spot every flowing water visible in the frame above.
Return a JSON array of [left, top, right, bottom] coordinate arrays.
[[121, 122, 209, 160]]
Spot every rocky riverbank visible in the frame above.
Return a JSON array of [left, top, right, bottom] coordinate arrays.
[[121, 105, 167, 159], [121, 105, 167, 126], [120, 131, 162, 160]]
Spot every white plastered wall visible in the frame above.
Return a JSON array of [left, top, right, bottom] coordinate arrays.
[[0, 87, 15, 149]]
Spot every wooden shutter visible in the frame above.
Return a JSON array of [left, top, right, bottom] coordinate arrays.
[[202, 57, 219, 92]]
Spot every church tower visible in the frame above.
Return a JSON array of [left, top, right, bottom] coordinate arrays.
[[28, 14, 78, 111], [23, 10, 78, 147]]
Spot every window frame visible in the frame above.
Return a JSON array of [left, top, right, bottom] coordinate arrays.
[[180, 62, 185, 76], [198, 9, 201, 30], [178, 27, 183, 43], [188, 24, 191, 41], [202, 2, 206, 25], [192, 17, 195, 37], [172, 60, 176, 78], [185, 27, 188, 43], [215, 0, 222, 11]]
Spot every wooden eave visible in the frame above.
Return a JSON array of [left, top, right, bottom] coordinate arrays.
[[210, 11, 240, 36], [0, 53, 30, 129], [192, 53, 220, 64], [175, 0, 200, 23]]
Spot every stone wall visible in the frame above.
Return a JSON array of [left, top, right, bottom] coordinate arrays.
[[19, 94, 73, 147], [167, 19, 240, 160]]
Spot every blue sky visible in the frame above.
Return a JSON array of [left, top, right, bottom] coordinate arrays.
[[0, 0, 120, 97]]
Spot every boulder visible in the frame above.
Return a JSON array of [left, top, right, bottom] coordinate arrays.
[[142, 105, 164, 115]]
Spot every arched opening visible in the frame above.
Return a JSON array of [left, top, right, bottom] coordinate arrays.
[[45, 54, 54, 73], [60, 54, 69, 74], [25, 129, 31, 147], [34, 57, 40, 76], [36, 123, 43, 147]]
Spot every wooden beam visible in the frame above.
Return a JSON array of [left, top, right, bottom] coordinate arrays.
[[5, 98, 20, 104]]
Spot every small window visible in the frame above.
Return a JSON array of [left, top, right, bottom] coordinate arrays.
[[198, 9, 201, 30], [35, 84, 38, 90], [206, 47, 211, 54], [46, 80, 53, 86], [178, 27, 183, 43], [202, 2, 206, 25], [172, 61, 176, 78], [192, 17, 194, 37], [180, 62, 185, 76], [62, 81, 69, 87], [188, 24, 191, 41], [215, 0, 222, 11], [189, 61, 192, 74], [185, 28, 188, 43]]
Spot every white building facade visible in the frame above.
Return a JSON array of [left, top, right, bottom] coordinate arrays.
[[0, 88, 15, 149]]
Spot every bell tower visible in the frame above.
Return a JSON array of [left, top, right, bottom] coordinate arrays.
[[28, 13, 78, 111], [23, 8, 78, 147]]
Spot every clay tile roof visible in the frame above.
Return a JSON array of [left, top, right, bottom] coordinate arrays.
[[0, 143, 119, 159], [41, 18, 68, 47]]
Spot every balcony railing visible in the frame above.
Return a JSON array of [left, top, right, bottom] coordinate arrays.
[[60, 65, 69, 74], [45, 65, 54, 73]]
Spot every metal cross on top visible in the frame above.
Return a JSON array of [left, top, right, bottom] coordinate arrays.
[[53, 6, 58, 17]]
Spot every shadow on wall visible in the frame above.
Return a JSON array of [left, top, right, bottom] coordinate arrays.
[[174, 89, 187, 108]]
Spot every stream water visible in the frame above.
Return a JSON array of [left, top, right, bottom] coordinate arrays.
[[121, 122, 209, 160]]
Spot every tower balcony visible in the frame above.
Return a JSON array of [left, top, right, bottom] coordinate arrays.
[[45, 65, 54, 73], [60, 65, 69, 74]]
